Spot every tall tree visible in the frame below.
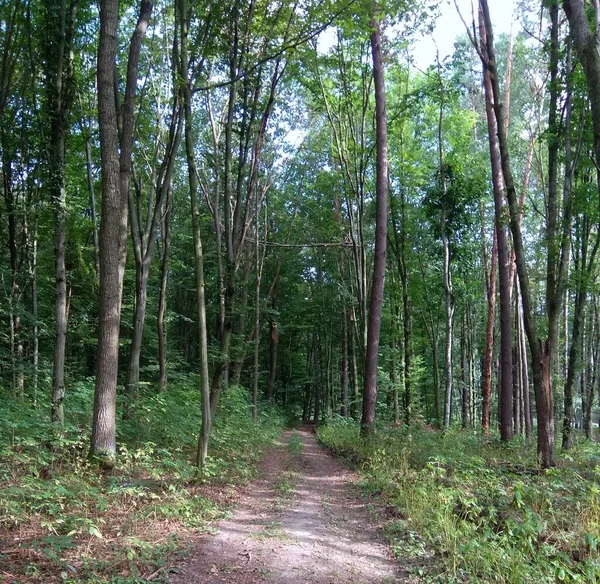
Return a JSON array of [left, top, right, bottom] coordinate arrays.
[[478, 0, 563, 467], [361, 5, 388, 436], [479, 3, 513, 441], [90, 0, 153, 466], [44, 0, 79, 425]]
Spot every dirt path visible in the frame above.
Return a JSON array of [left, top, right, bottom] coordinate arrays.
[[170, 426, 405, 583]]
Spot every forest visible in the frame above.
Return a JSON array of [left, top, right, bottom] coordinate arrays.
[[2, 0, 600, 582]]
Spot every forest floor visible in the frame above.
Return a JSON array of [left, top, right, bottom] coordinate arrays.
[[169, 426, 410, 584]]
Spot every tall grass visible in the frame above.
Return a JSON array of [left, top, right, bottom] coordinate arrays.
[[318, 418, 600, 583]]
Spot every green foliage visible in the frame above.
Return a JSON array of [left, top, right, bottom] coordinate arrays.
[[0, 379, 285, 582], [318, 421, 600, 582]]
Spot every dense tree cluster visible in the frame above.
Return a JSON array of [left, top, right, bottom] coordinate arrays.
[[1, 0, 600, 469]]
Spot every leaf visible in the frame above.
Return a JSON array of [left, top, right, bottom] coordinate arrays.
[[88, 525, 103, 539]]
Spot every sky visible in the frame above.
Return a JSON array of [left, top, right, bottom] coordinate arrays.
[[411, 0, 517, 69]]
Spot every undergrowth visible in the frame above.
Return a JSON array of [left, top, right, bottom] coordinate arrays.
[[0, 378, 285, 583], [318, 417, 600, 583]]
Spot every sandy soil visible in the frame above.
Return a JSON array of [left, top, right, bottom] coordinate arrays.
[[169, 426, 407, 583]]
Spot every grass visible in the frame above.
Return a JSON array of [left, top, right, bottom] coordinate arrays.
[[0, 378, 285, 583], [317, 417, 600, 583]]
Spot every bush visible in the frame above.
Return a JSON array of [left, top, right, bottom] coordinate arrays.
[[317, 421, 600, 583]]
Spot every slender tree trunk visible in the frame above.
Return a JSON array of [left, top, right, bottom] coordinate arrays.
[[480, 12, 512, 440], [157, 187, 172, 392], [350, 309, 360, 419], [84, 130, 100, 278], [584, 300, 598, 439], [46, 0, 77, 425], [482, 227, 497, 433], [461, 311, 468, 428], [480, 0, 556, 466], [177, 0, 211, 469], [341, 303, 349, 416], [266, 273, 278, 400], [361, 9, 388, 437], [31, 217, 39, 406], [126, 98, 182, 406]]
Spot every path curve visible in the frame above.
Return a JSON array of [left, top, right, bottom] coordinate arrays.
[[170, 426, 404, 583]]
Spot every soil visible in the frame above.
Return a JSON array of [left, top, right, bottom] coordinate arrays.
[[169, 426, 409, 583]]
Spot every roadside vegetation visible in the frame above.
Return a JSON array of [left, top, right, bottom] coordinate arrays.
[[318, 418, 600, 583], [0, 381, 285, 583]]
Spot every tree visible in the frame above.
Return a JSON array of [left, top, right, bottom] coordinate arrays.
[[361, 5, 388, 436], [90, 0, 153, 467], [44, 0, 79, 425], [479, 3, 513, 441]]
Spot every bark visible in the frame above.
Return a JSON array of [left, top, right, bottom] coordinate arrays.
[[360, 10, 388, 437], [480, 12, 512, 440], [177, 0, 211, 469], [350, 308, 360, 420], [584, 300, 598, 439], [157, 186, 172, 392], [481, 227, 497, 433], [91, 0, 153, 466], [84, 127, 100, 278], [31, 217, 39, 405], [461, 311, 468, 428], [438, 81, 455, 431], [340, 304, 349, 416], [480, 0, 555, 466], [563, 217, 600, 448], [125, 96, 182, 406], [45, 0, 78, 424], [266, 276, 279, 401]]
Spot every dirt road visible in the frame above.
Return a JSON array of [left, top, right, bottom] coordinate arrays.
[[170, 426, 404, 583]]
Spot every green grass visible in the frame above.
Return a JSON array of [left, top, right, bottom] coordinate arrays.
[[287, 432, 304, 455], [317, 418, 600, 583], [0, 378, 285, 583]]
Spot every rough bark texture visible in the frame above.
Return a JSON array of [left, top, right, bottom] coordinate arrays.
[[360, 11, 388, 437], [91, 0, 153, 466]]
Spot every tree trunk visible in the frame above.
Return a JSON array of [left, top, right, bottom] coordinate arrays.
[[90, 0, 152, 467], [481, 227, 497, 433], [480, 12, 513, 440], [125, 97, 182, 407], [360, 9, 388, 437], [341, 303, 349, 416], [480, 0, 556, 466], [46, 0, 77, 425], [157, 187, 172, 392], [177, 0, 211, 469]]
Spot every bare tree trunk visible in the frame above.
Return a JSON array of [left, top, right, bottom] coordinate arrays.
[[461, 311, 468, 428], [360, 8, 388, 437], [84, 129, 100, 278], [157, 187, 172, 392], [90, 0, 152, 466], [177, 0, 211, 469], [480, 0, 557, 466], [31, 216, 39, 406], [341, 303, 349, 416], [125, 98, 182, 406], [46, 0, 78, 426], [480, 11, 512, 440], [584, 299, 598, 439], [350, 308, 360, 419], [481, 226, 497, 433]]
